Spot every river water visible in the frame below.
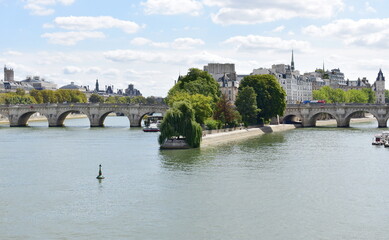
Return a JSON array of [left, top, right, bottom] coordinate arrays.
[[0, 117, 388, 240]]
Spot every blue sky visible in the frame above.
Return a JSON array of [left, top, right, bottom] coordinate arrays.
[[1, 0, 389, 96]]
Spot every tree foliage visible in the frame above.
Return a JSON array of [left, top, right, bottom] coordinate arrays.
[[239, 74, 286, 121], [213, 94, 241, 127], [89, 93, 105, 103], [158, 101, 202, 148], [235, 86, 260, 126], [166, 92, 213, 124], [167, 68, 220, 105], [29, 89, 87, 103], [313, 86, 376, 103]]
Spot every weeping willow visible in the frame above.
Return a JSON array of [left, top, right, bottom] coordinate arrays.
[[158, 101, 202, 148]]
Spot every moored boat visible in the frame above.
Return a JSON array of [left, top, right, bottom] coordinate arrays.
[[143, 123, 160, 132], [372, 134, 383, 145]]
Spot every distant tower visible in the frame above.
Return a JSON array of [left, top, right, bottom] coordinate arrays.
[[323, 61, 325, 72], [291, 50, 295, 72], [374, 69, 385, 104], [95, 79, 99, 92], [4, 65, 14, 82]]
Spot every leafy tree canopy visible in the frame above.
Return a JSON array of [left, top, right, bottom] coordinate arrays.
[[213, 94, 241, 127], [167, 68, 220, 105], [239, 74, 286, 121], [235, 86, 260, 126], [158, 101, 202, 148], [166, 92, 213, 124]]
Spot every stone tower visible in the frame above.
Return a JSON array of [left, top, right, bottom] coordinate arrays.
[[95, 79, 99, 92], [373, 69, 385, 104], [4, 66, 14, 82], [291, 50, 295, 72]]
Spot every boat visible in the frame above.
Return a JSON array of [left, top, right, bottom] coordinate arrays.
[[384, 140, 389, 148], [143, 123, 160, 132], [372, 131, 389, 145], [372, 134, 383, 145]]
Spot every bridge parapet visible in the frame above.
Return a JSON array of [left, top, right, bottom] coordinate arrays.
[[0, 103, 169, 127], [282, 103, 389, 128]]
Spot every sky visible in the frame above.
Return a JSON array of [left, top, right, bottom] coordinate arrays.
[[1, 0, 389, 97]]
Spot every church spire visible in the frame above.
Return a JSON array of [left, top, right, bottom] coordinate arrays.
[[291, 50, 295, 71]]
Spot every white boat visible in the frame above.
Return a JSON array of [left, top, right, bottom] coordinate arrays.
[[372, 134, 383, 145], [143, 123, 160, 132], [372, 131, 389, 145]]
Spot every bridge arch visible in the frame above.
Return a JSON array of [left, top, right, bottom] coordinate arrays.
[[95, 110, 131, 127], [308, 111, 339, 127], [52, 110, 90, 127], [12, 111, 48, 127], [344, 110, 383, 128], [282, 114, 303, 124]]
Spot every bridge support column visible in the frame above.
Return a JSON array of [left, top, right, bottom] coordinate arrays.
[[377, 118, 387, 128], [90, 114, 103, 127], [337, 119, 349, 128], [301, 118, 314, 127]]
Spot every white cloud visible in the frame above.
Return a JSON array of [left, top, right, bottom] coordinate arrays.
[[302, 18, 389, 47], [41, 31, 105, 45], [204, 0, 344, 25], [223, 35, 311, 52], [103, 49, 230, 65], [52, 16, 141, 34], [272, 25, 285, 33], [86, 67, 101, 74], [141, 0, 202, 16], [63, 66, 82, 74], [172, 38, 204, 49], [23, 0, 75, 16], [130, 37, 204, 49], [4, 51, 23, 56], [365, 2, 376, 13]]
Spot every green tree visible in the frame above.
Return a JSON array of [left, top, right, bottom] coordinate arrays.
[[313, 86, 346, 103], [346, 89, 368, 103], [239, 74, 286, 122], [235, 86, 260, 126], [158, 101, 202, 148], [213, 94, 241, 127], [15, 88, 26, 96], [167, 92, 213, 124], [167, 68, 220, 105], [362, 88, 376, 103], [131, 96, 147, 104], [385, 90, 389, 103], [29, 89, 43, 103], [89, 93, 105, 103], [146, 96, 158, 104]]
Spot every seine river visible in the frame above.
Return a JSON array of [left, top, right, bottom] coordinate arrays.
[[0, 117, 388, 240]]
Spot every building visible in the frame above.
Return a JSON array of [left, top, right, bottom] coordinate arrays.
[[59, 82, 87, 92], [373, 69, 385, 104], [204, 63, 239, 103], [251, 51, 312, 104], [4, 66, 14, 82], [124, 84, 142, 97], [21, 76, 57, 90]]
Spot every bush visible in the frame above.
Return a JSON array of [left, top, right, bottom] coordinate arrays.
[[204, 118, 222, 130]]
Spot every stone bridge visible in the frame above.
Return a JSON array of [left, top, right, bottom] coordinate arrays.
[[0, 103, 168, 127], [281, 103, 389, 128]]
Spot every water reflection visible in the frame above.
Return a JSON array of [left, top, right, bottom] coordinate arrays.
[[159, 148, 213, 171]]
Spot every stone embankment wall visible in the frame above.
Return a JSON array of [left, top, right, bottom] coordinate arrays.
[[201, 124, 296, 147]]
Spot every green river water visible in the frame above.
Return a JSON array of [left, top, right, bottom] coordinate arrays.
[[0, 117, 388, 239]]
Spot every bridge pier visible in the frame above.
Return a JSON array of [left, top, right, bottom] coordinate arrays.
[[337, 119, 349, 128], [377, 118, 387, 128]]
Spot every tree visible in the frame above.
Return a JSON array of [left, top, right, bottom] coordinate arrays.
[[131, 96, 147, 104], [235, 86, 260, 126], [167, 68, 220, 105], [346, 89, 368, 103], [166, 92, 213, 124], [313, 86, 346, 103], [239, 74, 286, 122], [158, 101, 202, 148], [89, 93, 104, 103], [30, 89, 43, 103], [385, 90, 389, 103], [362, 88, 376, 103], [15, 88, 25, 96], [213, 94, 241, 127]]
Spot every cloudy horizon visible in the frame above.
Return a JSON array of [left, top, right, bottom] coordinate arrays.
[[1, 0, 388, 96]]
